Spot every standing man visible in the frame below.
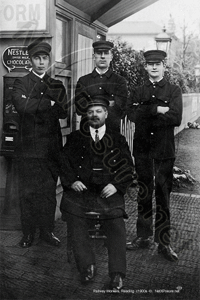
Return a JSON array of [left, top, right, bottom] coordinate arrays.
[[75, 40, 128, 132], [60, 96, 134, 290], [126, 50, 182, 261], [12, 40, 69, 248]]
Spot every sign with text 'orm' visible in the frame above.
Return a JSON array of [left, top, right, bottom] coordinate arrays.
[[0, 0, 47, 31]]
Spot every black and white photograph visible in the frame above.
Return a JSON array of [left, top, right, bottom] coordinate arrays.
[[0, 0, 199, 299]]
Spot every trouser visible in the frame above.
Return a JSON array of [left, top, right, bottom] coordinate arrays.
[[17, 158, 57, 235], [66, 212, 126, 277], [61, 186, 126, 277], [135, 156, 175, 246]]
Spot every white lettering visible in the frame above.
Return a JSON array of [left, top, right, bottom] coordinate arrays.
[[7, 49, 28, 56], [8, 49, 13, 55], [11, 60, 24, 64]]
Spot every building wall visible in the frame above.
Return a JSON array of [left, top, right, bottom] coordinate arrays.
[[107, 21, 162, 51], [108, 33, 157, 50]]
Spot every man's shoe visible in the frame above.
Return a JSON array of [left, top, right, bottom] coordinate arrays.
[[126, 236, 151, 250], [81, 264, 96, 284], [109, 273, 124, 291], [158, 244, 178, 262], [40, 232, 60, 246], [19, 234, 34, 248]]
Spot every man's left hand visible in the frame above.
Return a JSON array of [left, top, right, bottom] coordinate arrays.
[[100, 184, 117, 198], [157, 106, 169, 114]]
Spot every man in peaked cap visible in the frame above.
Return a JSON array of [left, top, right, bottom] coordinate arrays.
[[126, 49, 182, 261], [75, 40, 128, 132], [27, 41, 52, 57], [60, 95, 134, 290], [12, 40, 70, 248], [143, 49, 167, 62], [92, 40, 114, 50]]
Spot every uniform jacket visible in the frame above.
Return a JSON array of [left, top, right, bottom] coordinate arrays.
[[75, 68, 128, 129], [127, 78, 183, 159], [12, 71, 69, 159], [60, 126, 134, 217]]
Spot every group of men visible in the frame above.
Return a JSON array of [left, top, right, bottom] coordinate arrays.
[[12, 39, 182, 290]]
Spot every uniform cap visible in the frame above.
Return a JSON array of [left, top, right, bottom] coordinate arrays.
[[86, 95, 110, 110], [92, 40, 114, 50], [27, 41, 51, 57], [144, 50, 167, 62]]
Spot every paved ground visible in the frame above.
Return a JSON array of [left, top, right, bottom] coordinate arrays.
[[1, 118, 200, 300], [0, 188, 199, 300]]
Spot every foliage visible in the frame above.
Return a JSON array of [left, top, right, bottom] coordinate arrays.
[[110, 39, 147, 93], [171, 33, 200, 93], [110, 38, 199, 93], [164, 66, 198, 93]]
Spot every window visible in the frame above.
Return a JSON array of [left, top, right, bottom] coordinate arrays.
[[56, 17, 71, 68]]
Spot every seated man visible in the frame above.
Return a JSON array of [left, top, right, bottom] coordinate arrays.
[[60, 95, 134, 290]]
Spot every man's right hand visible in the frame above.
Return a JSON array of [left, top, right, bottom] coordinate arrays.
[[71, 181, 87, 192]]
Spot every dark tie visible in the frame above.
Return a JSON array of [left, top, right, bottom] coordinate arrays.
[[95, 130, 99, 143]]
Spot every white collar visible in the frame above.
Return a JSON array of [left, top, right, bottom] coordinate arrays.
[[95, 67, 109, 75], [32, 70, 45, 78], [90, 124, 106, 141], [149, 77, 163, 84]]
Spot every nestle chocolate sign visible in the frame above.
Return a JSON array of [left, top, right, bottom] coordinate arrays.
[[2, 46, 31, 72]]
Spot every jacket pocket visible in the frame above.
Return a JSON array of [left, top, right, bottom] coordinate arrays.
[[157, 96, 170, 106]]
